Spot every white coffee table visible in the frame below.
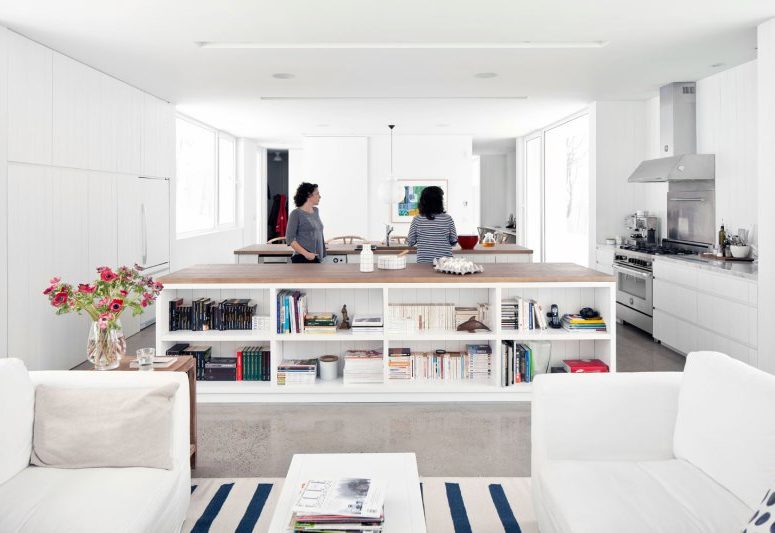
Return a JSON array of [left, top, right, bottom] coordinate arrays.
[[268, 452, 426, 533]]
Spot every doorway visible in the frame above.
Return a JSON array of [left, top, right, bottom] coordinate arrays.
[[266, 150, 289, 241]]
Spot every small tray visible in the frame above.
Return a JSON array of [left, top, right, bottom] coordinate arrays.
[[700, 253, 754, 262]]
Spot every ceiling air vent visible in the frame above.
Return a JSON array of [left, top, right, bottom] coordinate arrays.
[[682, 86, 695, 95]]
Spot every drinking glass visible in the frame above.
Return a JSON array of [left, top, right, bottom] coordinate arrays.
[[136, 347, 155, 370]]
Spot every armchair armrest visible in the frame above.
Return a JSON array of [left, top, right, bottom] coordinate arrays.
[[29, 370, 190, 472], [531, 371, 682, 475]]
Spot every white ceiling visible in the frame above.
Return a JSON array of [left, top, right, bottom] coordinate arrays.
[[1, 1, 772, 144]]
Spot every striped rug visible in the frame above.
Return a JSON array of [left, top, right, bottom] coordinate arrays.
[[186, 477, 537, 533]]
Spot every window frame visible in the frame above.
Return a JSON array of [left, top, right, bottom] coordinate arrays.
[[522, 108, 590, 263], [175, 114, 240, 239]]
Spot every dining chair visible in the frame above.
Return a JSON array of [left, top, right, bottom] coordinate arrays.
[[326, 235, 367, 245]]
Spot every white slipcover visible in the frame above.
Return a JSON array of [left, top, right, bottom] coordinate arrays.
[[532, 351, 774, 533], [0, 360, 190, 533], [0, 358, 34, 485]]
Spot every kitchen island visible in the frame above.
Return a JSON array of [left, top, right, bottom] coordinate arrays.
[[234, 243, 533, 264], [157, 263, 615, 403]]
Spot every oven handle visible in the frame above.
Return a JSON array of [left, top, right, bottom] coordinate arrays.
[[613, 264, 652, 279]]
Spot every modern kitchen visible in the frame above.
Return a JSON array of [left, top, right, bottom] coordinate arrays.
[[3, 4, 775, 532]]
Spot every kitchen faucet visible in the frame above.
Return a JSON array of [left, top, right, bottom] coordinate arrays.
[[384, 224, 394, 246]]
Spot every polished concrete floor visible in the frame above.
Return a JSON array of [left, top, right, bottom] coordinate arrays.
[[123, 322, 685, 478]]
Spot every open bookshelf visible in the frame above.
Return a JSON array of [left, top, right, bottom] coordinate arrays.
[[156, 279, 616, 403]]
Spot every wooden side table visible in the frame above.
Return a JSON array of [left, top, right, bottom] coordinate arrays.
[[73, 355, 198, 469]]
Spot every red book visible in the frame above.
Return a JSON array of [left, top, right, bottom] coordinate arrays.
[[236, 349, 243, 381], [563, 359, 609, 373]]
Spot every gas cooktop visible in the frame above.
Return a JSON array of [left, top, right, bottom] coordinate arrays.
[[618, 244, 696, 256]]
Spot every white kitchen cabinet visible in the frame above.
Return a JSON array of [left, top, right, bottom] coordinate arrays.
[[52, 53, 94, 170], [141, 94, 175, 178], [7, 164, 87, 371], [116, 174, 142, 267], [594, 245, 615, 275], [114, 83, 143, 175], [653, 258, 757, 366], [7, 33, 52, 165], [139, 177, 171, 268], [87, 172, 119, 269]]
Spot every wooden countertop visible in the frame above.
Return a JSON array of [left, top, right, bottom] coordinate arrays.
[[234, 243, 533, 256], [159, 263, 614, 285]]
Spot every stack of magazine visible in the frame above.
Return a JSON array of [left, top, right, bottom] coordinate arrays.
[[289, 478, 386, 532]]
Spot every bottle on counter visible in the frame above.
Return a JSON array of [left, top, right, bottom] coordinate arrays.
[[718, 223, 727, 257], [360, 244, 374, 273]]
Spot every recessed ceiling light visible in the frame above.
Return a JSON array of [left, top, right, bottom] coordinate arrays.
[[710, 62, 725, 68], [474, 72, 498, 79], [436, 123, 451, 128], [196, 41, 609, 50], [272, 73, 295, 79]]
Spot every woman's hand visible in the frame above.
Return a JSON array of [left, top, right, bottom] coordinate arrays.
[[303, 251, 317, 261]]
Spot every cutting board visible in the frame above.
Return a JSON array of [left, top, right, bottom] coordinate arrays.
[[700, 253, 754, 262]]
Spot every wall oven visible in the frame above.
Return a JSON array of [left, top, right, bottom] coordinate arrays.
[[613, 260, 654, 334]]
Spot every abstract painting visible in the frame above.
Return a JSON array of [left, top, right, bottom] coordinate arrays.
[[392, 179, 448, 223]]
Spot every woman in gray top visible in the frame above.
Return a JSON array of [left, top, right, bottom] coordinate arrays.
[[286, 182, 326, 263]]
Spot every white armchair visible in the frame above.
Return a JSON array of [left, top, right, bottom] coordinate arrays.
[[0, 359, 191, 533], [532, 351, 775, 533]]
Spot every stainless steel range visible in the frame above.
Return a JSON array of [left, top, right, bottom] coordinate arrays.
[[614, 241, 701, 334]]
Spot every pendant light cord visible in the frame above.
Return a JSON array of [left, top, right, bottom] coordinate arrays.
[[388, 124, 395, 177]]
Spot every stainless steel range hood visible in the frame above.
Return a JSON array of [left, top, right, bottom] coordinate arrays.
[[628, 82, 715, 183]]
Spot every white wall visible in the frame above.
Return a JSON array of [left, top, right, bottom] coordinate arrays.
[[590, 101, 653, 260], [479, 154, 509, 227], [368, 135, 475, 239], [0, 27, 8, 358], [697, 60, 758, 248], [758, 19, 775, 374], [300, 137, 368, 241]]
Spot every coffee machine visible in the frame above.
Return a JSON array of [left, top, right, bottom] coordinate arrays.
[[624, 212, 659, 246]]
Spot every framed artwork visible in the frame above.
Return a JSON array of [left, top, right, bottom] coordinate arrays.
[[392, 179, 448, 223]]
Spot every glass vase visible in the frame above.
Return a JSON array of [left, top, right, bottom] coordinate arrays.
[[87, 319, 126, 370]]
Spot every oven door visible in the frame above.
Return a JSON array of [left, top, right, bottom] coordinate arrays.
[[613, 263, 653, 316]]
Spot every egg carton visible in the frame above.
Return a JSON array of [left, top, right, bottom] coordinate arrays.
[[432, 257, 484, 275]]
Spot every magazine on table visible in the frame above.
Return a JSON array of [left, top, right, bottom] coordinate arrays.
[[292, 478, 386, 519]]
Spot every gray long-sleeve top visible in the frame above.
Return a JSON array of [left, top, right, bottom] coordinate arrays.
[[285, 207, 326, 259]]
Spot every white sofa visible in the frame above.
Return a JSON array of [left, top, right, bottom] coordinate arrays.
[[0, 358, 191, 533], [532, 351, 775, 533]]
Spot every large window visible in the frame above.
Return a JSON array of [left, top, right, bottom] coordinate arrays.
[[176, 116, 238, 236], [523, 112, 590, 265]]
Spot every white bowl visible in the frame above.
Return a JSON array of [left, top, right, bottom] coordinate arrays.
[[730, 245, 750, 258]]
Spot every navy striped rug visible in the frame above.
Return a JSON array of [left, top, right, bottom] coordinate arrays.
[[186, 477, 537, 532]]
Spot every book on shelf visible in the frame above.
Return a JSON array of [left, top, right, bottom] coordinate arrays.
[[351, 314, 384, 332], [388, 347, 412, 380], [276, 290, 310, 334], [290, 478, 386, 533], [165, 343, 190, 356], [182, 345, 212, 380], [168, 298, 256, 332], [238, 346, 271, 381], [204, 357, 237, 381], [563, 358, 609, 373], [277, 359, 317, 385], [561, 314, 607, 332], [501, 340, 536, 386], [501, 297, 547, 331], [343, 350, 383, 384]]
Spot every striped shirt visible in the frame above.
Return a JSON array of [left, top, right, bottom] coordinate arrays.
[[407, 213, 458, 264]]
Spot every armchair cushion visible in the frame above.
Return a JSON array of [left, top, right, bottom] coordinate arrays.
[[535, 459, 750, 533], [31, 383, 179, 470], [673, 351, 775, 508], [0, 358, 34, 485]]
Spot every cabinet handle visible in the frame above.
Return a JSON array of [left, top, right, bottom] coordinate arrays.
[[141, 203, 147, 265]]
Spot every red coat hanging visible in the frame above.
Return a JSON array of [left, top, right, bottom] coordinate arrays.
[[275, 194, 288, 237]]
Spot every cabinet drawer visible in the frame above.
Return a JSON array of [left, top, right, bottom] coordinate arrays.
[[697, 270, 757, 307], [696, 293, 757, 347], [654, 279, 697, 322], [693, 327, 752, 366], [653, 309, 695, 354], [653, 259, 698, 288]]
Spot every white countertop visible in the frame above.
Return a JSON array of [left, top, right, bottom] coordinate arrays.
[[654, 254, 758, 281]]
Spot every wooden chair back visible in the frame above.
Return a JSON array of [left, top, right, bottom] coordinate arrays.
[[326, 235, 367, 245]]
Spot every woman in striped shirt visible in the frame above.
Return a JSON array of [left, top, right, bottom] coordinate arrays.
[[407, 186, 458, 264]]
